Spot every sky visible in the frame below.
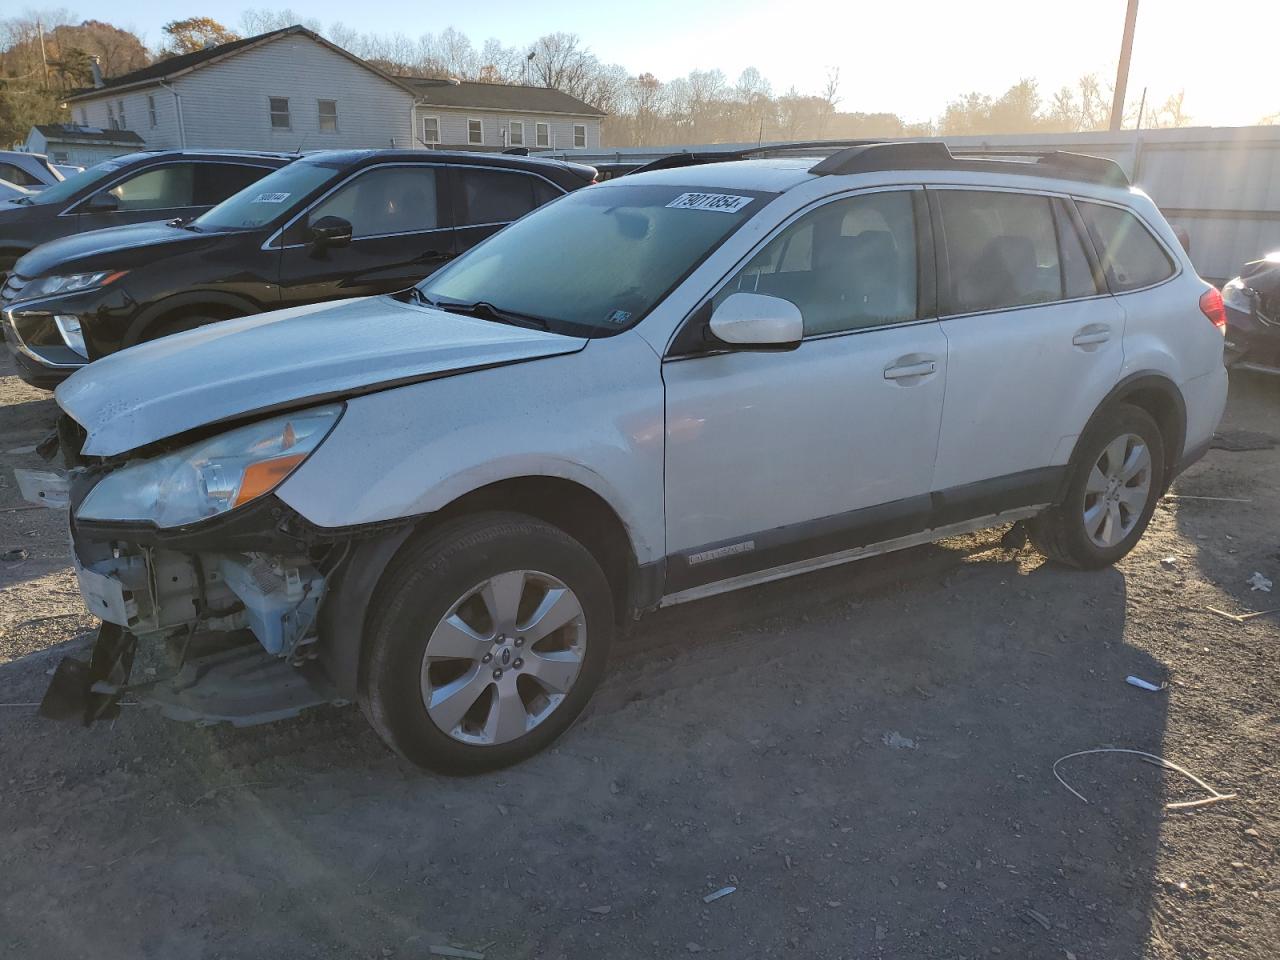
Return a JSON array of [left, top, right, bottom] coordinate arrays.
[[71, 0, 1280, 126]]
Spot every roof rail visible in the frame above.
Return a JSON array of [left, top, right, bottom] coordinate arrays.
[[624, 139, 887, 176], [810, 141, 1129, 187]]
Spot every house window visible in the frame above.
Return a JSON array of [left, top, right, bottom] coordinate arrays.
[[318, 99, 338, 133], [573, 124, 586, 148], [148, 95, 157, 128], [118, 100, 127, 129], [535, 122, 550, 148], [467, 119, 483, 145], [269, 97, 291, 130], [508, 120, 524, 147], [421, 116, 439, 144], [106, 103, 116, 130], [78, 108, 87, 125]]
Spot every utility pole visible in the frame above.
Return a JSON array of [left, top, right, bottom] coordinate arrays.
[[1109, 0, 1139, 131], [36, 18, 50, 89]]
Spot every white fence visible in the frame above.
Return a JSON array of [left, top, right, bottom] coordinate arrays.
[[549, 126, 1280, 283]]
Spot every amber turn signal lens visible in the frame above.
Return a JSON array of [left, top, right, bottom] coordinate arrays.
[[232, 453, 307, 507]]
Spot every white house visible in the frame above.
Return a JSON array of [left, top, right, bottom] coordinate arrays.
[[59, 26, 605, 155], [25, 124, 145, 167]]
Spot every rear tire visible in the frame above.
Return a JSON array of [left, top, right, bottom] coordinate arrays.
[[1029, 403, 1165, 569], [360, 512, 613, 774]]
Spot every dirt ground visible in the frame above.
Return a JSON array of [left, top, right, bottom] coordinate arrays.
[[0, 352, 1276, 960]]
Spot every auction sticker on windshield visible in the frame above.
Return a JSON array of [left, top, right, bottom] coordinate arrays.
[[666, 192, 753, 213], [251, 192, 291, 204]]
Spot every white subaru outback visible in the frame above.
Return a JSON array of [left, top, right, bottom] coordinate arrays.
[[33, 142, 1228, 772]]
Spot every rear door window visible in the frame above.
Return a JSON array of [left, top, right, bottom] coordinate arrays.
[[195, 163, 273, 205], [456, 169, 540, 225], [1055, 200, 1099, 299], [1077, 201, 1175, 292], [936, 190, 1064, 314]]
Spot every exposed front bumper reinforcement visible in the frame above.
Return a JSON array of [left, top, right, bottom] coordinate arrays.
[[39, 625, 345, 727]]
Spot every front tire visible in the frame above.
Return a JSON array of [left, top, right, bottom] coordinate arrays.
[[1030, 403, 1166, 569], [360, 512, 614, 773]]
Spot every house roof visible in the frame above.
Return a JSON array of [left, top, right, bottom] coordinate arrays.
[[399, 77, 606, 118], [65, 25, 417, 102], [33, 124, 146, 146]]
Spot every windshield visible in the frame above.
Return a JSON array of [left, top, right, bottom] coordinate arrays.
[[417, 183, 771, 335], [191, 160, 341, 231], [23, 154, 141, 205]]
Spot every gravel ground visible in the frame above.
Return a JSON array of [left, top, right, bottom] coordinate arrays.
[[0, 353, 1276, 960]]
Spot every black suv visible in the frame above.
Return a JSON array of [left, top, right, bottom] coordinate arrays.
[[0, 150, 293, 277], [1, 149, 596, 388]]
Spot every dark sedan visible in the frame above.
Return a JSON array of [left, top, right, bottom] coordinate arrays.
[[0, 150, 294, 278], [1, 149, 596, 388], [1222, 250, 1280, 376]]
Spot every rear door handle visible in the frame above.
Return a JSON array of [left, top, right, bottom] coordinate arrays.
[[884, 359, 937, 380], [1072, 324, 1112, 346]]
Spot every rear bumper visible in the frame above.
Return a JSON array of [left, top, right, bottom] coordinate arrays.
[[1224, 305, 1280, 374]]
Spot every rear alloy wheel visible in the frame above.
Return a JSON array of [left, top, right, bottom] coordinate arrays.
[[1029, 403, 1165, 568], [361, 512, 613, 773]]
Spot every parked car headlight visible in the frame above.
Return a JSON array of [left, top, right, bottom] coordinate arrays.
[[20, 270, 127, 300], [1221, 277, 1257, 315], [77, 404, 342, 528]]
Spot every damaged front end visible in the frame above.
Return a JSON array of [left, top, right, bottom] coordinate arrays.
[[27, 405, 358, 727]]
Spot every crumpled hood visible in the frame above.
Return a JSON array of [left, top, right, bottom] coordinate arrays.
[[57, 295, 587, 457], [15, 220, 207, 276]]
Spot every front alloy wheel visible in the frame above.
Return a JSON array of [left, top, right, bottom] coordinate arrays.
[[361, 512, 613, 773], [422, 570, 587, 746]]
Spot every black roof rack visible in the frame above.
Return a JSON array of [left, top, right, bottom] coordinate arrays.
[[809, 141, 1129, 187], [624, 139, 886, 176]]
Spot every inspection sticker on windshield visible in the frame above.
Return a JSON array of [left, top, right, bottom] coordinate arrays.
[[250, 192, 291, 203], [666, 192, 753, 213]]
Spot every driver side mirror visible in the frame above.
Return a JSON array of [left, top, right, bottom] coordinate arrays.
[[708, 292, 803, 351], [81, 191, 120, 214], [309, 215, 353, 249]]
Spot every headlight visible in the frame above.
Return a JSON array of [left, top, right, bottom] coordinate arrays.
[[77, 404, 342, 527], [1222, 277, 1257, 315], [19, 270, 127, 300]]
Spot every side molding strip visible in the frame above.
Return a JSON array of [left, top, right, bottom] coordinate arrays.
[[657, 506, 1046, 608]]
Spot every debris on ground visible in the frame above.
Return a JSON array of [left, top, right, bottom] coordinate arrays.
[[586, 905, 612, 915], [1248, 572, 1273, 592], [1211, 429, 1277, 452], [428, 947, 485, 960], [1163, 494, 1253, 503], [1125, 675, 1164, 692], [1206, 606, 1280, 624], [882, 731, 917, 750], [1159, 557, 1178, 570], [2, 547, 29, 561], [1023, 908, 1053, 930], [702, 886, 736, 904], [1052, 748, 1238, 809]]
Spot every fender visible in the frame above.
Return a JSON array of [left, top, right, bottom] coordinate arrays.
[[1068, 370, 1186, 491], [122, 289, 270, 348]]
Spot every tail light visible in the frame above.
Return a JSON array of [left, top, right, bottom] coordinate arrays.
[[1199, 288, 1227, 333]]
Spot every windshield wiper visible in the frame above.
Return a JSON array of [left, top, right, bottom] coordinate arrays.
[[419, 294, 551, 331]]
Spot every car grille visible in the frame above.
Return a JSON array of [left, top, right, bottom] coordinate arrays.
[[1, 272, 29, 306]]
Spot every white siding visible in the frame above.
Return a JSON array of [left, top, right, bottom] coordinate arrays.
[[413, 107, 601, 151], [73, 84, 181, 150], [174, 35, 415, 150]]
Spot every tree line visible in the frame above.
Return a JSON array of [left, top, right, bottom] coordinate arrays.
[[0, 8, 1221, 152]]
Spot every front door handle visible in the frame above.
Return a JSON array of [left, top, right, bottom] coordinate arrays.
[[1072, 324, 1112, 347], [884, 359, 937, 380]]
